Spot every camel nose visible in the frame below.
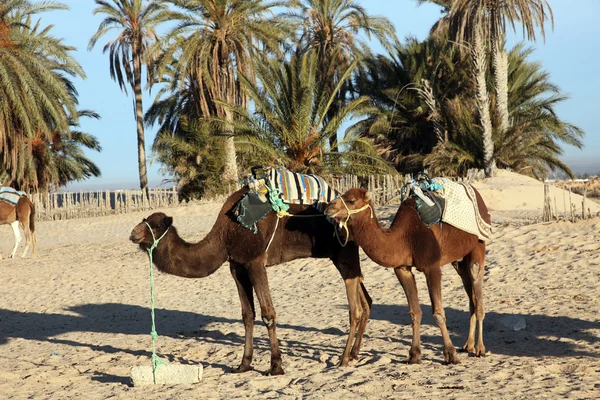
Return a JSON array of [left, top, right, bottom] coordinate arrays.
[[325, 202, 339, 218], [129, 228, 142, 243]]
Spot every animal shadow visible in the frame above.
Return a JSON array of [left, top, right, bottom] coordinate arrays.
[[369, 303, 600, 358]]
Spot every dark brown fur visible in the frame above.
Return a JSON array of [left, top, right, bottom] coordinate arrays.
[[0, 197, 37, 259], [326, 188, 490, 364], [130, 188, 372, 375]]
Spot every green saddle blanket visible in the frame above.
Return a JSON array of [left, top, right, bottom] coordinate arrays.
[[233, 192, 273, 233]]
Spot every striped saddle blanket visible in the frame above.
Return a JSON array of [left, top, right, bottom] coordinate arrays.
[[0, 187, 25, 205], [246, 167, 337, 212], [265, 168, 336, 212]]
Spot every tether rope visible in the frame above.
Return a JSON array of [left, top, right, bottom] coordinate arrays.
[[144, 222, 170, 384]]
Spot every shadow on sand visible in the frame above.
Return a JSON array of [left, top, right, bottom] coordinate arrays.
[[367, 303, 600, 358], [0, 301, 597, 381]]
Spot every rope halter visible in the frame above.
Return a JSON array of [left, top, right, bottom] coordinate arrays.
[[144, 221, 170, 383], [334, 196, 373, 247], [145, 221, 170, 254]]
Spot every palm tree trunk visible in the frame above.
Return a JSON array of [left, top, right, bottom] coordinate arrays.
[[473, 27, 495, 177], [133, 42, 148, 197], [222, 109, 238, 184], [492, 38, 509, 140]]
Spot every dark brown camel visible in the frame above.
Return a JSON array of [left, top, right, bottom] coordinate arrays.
[[0, 197, 37, 259], [326, 188, 490, 364], [130, 188, 372, 375]]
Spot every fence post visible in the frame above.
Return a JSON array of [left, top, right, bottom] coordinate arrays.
[[542, 182, 552, 222]]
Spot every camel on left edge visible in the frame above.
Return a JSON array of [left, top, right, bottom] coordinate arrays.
[[0, 196, 37, 259]]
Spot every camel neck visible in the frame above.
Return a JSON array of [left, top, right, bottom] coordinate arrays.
[[152, 227, 228, 278], [349, 205, 414, 268]]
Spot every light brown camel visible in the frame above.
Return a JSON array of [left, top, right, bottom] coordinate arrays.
[[0, 197, 37, 259], [326, 187, 490, 365], [130, 188, 372, 375]]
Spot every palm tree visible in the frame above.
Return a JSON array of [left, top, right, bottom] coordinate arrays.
[[31, 110, 102, 192], [89, 0, 169, 196], [234, 51, 392, 175], [448, 0, 554, 177], [156, 0, 291, 184], [353, 36, 473, 174], [287, 0, 397, 152], [153, 117, 226, 200], [493, 44, 581, 179], [354, 39, 581, 180], [0, 0, 84, 190]]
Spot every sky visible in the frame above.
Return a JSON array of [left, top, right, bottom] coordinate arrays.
[[42, 0, 600, 191]]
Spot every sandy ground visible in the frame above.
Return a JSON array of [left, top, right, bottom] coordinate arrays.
[[0, 172, 599, 399]]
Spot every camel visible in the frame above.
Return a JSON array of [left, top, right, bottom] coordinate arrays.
[[130, 188, 372, 375], [326, 187, 490, 365], [0, 196, 37, 259]]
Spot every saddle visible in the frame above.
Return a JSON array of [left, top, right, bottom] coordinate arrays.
[[0, 187, 25, 206], [234, 166, 336, 233], [402, 173, 491, 241], [401, 173, 445, 227]]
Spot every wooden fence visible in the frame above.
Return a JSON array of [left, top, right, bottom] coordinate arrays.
[[327, 174, 407, 205], [32, 187, 179, 221], [29, 169, 485, 221]]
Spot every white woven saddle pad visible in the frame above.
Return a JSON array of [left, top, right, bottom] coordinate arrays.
[[432, 178, 491, 241]]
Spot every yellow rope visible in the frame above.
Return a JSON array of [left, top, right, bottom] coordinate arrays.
[[334, 197, 373, 247]]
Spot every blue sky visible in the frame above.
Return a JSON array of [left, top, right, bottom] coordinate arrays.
[[44, 0, 599, 190]]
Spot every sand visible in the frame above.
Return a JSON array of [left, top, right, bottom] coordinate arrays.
[[0, 172, 599, 399]]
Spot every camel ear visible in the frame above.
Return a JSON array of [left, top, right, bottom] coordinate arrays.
[[164, 216, 173, 228], [364, 191, 371, 202]]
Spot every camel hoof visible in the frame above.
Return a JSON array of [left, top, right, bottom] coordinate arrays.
[[408, 353, 422, 364], [475, 347, 487, 357], [461, 343, 475, 353], [232, 364, 253, 374], [268, 365, 285, 376], [443, 350, 460, 365], [338, 358, 351, 368]]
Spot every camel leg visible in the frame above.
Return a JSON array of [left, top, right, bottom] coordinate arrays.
[[424, 266, 459, 364], [351, 282, 372, 360], [9, 221, 20, 259], [20, 218, 31, 258], [31, 227, 37, 257], [230, 262, 256, 373], [470, 243, 486, 356], [394, 266, 423, 364], [332, 243, 368, 366], [453, 247, 486, 357], [247, 261, 284, 375], [453, 260, 475, 353]]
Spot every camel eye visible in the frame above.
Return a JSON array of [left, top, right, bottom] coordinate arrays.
[[347, 199, 356, 205]]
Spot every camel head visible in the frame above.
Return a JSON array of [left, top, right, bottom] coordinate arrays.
[[325, 188, 373, 225], [129, 212, 173, 250]]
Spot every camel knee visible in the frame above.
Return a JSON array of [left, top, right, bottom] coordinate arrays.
[[476, 304, 485, 320], [349, 308, 363, 323], [409, 309, 422, 325], [433, 312, 446, 327], [470, 262, 484, 281], [262, 314, 276, 328]]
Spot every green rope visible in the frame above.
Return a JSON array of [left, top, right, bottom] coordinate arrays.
[[145, 222, 170, 384], [265, 182, 289, 213]]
